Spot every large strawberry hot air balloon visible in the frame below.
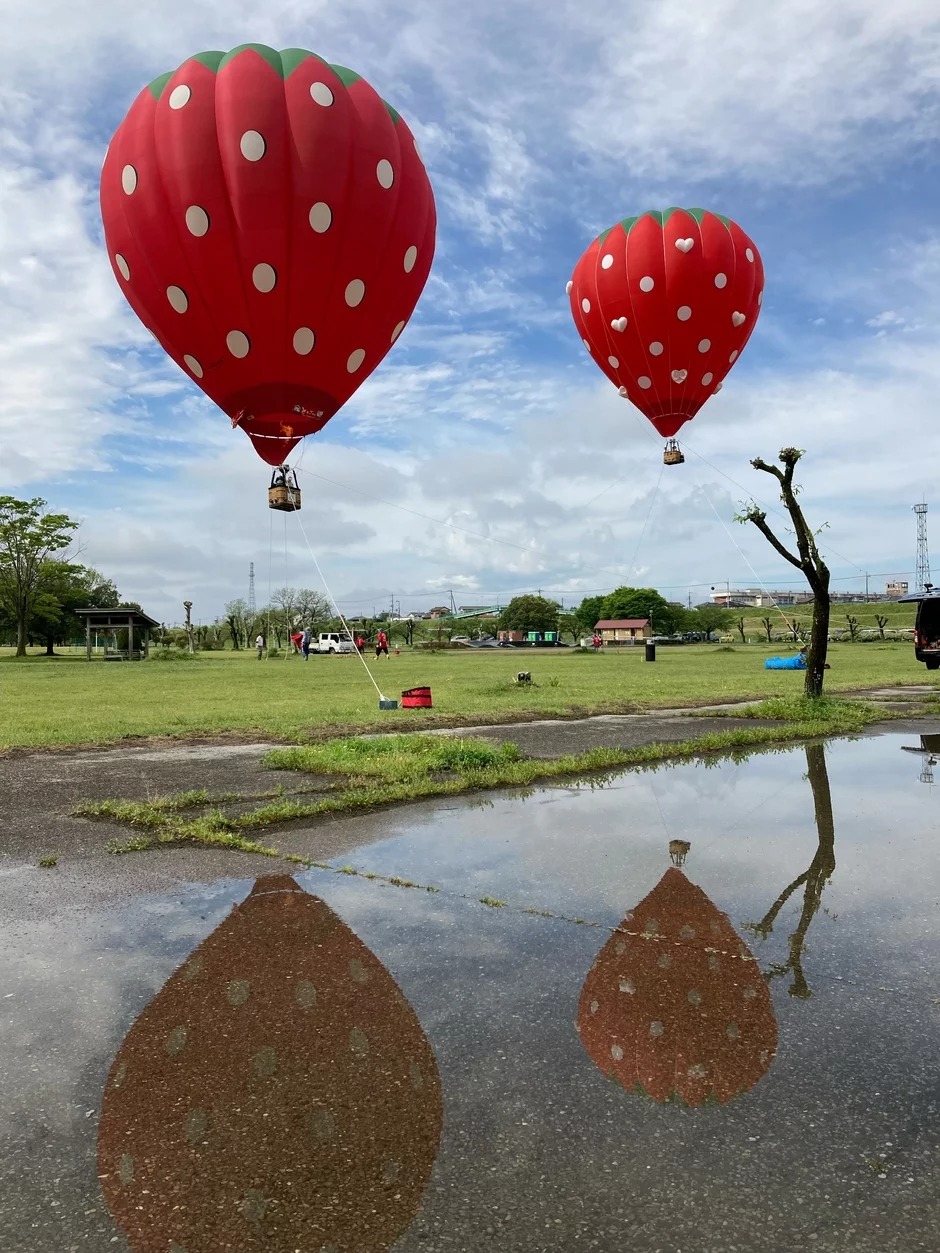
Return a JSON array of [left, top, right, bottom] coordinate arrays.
[[98, 876, 442, 1252], [568, 208, 763, 465], [577, 855, 777, 1107], [100, 44, 436, 505]]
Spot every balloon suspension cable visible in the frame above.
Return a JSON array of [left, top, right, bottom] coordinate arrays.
[[266, 508, 275, 655], [283, 475, 386, 702], [625, 460, 665, 583]]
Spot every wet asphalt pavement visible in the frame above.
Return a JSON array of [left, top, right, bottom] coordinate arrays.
[[2, 710, 940, 1251]]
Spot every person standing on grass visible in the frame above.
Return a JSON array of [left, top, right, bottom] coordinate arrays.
[[592, 633, 602, 651], [256, 633, 265, 660], [301, 627, 312, 660], [375, 629, 389, 659], [290, 629, 303, 655]]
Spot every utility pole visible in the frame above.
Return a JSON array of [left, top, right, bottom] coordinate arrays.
[[914, 502, 931, 593], [864, 571, 869, 600], [248, 562, 256, 615]]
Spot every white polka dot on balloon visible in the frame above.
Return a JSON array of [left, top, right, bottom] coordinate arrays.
[[638, 376, 652, 389], [309, 202, 332, 233], [714, 273, 728, 289], [227, 330, 250, 358], [671, 368, 688, 383], [581, 297, 591, 313], [732, 311, 746, 327], [391, 320, 405, 343], [601, 254, 613, 270], [166, 285, 188, 314], [702, 372, 714, 386], [185, 206, 209, 237], [403, 245, 418, 273], [649, 342, 663, 356], [345, 279, 365, 307], [252, 263, 276, 293], [310, 81, 334, 106], [121, 165, 137, 195], [758, 290, 764, 305], [347, 348, 366, 372], [677, 305, 692, 321], [376, 159, 394, 188], [565, 280, 573, 294], [639, 276, 654, 292], [698, 338, 711, 353], [168, 84, 191, 110], [729, 349, 739, 363], [608, 355, 619, 368], [240, 131, 266, 161], [745, 247, 754, 262], [292, 327, 315, 355], [583, 339, 591, 351], [114, 254, 130, 281], [183, 354, 203, 378]]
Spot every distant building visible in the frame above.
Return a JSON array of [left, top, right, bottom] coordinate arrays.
[[886, 580, 909, 598], [427, 606, 451, 619], [709, 587, 813, 608], [594, 618, 652, 645]]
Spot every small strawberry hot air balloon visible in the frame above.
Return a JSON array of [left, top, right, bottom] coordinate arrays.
[[568, 208, 763, 465], [577, 852, 777, 1107], [98, 876, 442, 1252], [100, 44, 436, 510]]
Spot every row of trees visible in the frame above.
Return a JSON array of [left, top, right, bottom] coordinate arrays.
[[496, 589, 735, 642]]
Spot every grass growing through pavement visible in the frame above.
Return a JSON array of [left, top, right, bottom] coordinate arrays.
[[75, 697, 889, 857], [0, 641, 932, 752]]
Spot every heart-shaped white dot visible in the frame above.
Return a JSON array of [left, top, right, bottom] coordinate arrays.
[[671, 369, 688, 383], [611, 316, 628, 333], [675, 238, 694, 253], [565, 280, 573, 294], [618, 386, 628, 397], [732, 311, 746, 327]]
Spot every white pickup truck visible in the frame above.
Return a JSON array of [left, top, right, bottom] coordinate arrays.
[[309, 631, 356, 655]]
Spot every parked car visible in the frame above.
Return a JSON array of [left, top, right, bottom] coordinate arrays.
[[309, 632, 355, 654], [899, 586, 940, 669]]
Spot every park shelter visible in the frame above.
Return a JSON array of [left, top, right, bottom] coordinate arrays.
[[74, 607, 160, 660], [595, 618, 651, 645]]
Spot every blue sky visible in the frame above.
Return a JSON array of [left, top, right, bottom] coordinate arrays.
[[2, 0, 940, 623]]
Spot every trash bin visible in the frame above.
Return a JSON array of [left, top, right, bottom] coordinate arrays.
[[644, 641, 656, 662]]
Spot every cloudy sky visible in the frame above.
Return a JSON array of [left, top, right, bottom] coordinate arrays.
[[2, 0, 939, 624]]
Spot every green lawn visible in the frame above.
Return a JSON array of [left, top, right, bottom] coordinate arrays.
[[0, 641, 933, 752]]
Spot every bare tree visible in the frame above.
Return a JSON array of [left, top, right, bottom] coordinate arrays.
[[789, 617, 803, 644], [845, 614, 860, 642], [875, 614, 888, 639], [738, 449, 831, 697], [761, 616, 774, 644], [737, 616, 747, 644]]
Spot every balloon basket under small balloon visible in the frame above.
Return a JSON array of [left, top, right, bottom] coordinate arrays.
[[663, 440, 685, 466], [268, 466, 302, 512], [379, 699, 399, 710]]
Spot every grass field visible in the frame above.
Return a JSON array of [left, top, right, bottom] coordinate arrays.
[[0, 640, 933, 752]]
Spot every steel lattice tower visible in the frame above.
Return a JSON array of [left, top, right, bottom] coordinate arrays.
[[914, 502, 930, 592], [248, 561, 256, 614]]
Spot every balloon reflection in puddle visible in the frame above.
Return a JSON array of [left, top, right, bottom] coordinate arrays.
[[577, 851, 777, 1107], [98, 875, 442, 1252]]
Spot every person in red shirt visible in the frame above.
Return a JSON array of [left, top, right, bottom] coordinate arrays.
[[290, 631, 303, 655], [375, 630, 389, 659], [592, 633, 602, 651]]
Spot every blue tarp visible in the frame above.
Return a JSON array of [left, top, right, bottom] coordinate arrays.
[[764, 654, 807, 670]]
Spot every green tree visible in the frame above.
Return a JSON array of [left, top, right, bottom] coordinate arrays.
[[30, 562, 120, 655], [557, 612, 582, 643], [574, 595, 607, 635], [690, 603, 735, 641], [600, 587, 680, 634], [0, 498, 79, 657], [498, 595, 560, 634]]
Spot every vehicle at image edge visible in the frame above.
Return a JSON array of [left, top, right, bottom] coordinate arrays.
[[310, 632, 355, 655], [898, 586, 940, 669]]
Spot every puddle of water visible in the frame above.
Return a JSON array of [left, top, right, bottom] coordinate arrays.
[[1, 732, 939, 1251]]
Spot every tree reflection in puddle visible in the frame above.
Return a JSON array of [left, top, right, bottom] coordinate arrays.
[[97, 875, 442, 1253]]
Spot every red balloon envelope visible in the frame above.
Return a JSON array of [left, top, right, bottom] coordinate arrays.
[[568, 208, 763, 440], [100, 45, 436, 465]]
